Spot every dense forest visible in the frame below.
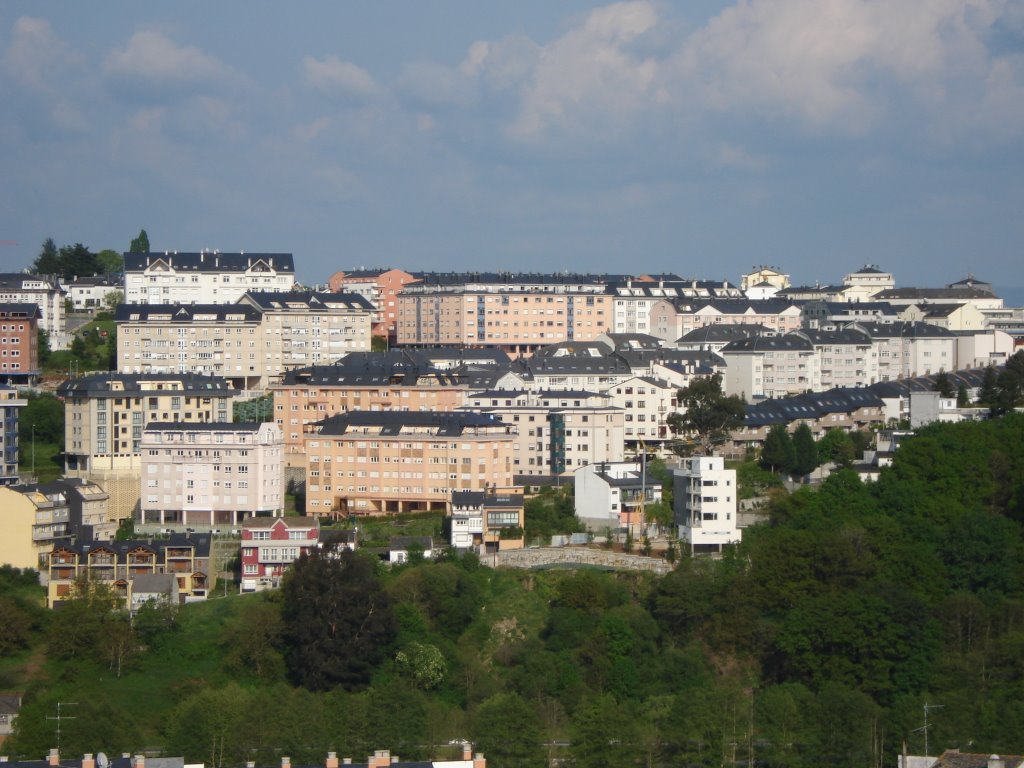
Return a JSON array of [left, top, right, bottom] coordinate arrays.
[[3, 415, 1023, 767]]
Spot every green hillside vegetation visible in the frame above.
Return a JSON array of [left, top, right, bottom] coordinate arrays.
[[5, 415, 1024, 767]]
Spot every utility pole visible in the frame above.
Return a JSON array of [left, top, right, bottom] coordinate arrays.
[[47, 701, 77, 753]]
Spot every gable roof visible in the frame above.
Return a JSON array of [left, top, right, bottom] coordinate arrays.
[[124, 252, 295, 274]]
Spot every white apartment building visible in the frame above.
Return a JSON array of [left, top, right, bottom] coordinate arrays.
[[124, 251, 295, 305], [794, 328, 878, 390], [573, 459, 663, 532], [720, 335, 821, 402], [838, 265, 895, 302], [673, 456, 740, 555], [601, 375, 677, 452], [461, 389, 625, 477], [649, 298, 803, 343], [140, 421, 283, 529], [116, 292, 373, 389], [854, 322, 957, 381], [0, 273, 65, 336]]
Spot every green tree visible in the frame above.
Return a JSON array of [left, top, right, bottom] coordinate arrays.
[[818, 427, 855, 467], [104, 289, 124, 311], [281, 549, 396, 691], [32, 237, 61, 274], [37, 328, 51, 365], [129, 228, 150, 253], [19, 392, 63, 446], [792, 423, 819, 476], [934, 371, 955, 398], [57, 243, 98, 279], [95, 248, 123, 273], [761, 424, 795, 473], [957, 383, 970, 407], [571, 694, 638, 768], [473, 693, 544, 767], [978, 365, 999, 405], [666, 373, 746, 455], [221, 596, 285, 679]]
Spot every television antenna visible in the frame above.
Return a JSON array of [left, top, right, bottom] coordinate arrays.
[[912, 702, 944, 760], [47, 701, 78, 753]]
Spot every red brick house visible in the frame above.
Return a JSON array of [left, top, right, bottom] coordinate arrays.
[[240, 516, 320, 592]]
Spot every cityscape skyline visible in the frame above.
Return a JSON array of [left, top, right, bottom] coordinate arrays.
[[1, 1, 1022, 290]]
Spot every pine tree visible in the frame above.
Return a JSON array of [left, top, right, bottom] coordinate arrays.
[[792, 423, 819, 476], [761, 424, 796, 473]]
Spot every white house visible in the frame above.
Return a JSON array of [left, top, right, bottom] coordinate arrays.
[[124, 251, 295, 305], [673, 456, 740, 555], [574, 459, 662, 533]]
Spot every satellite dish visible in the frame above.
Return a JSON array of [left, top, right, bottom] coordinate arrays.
[[97, 753, 109, 768]]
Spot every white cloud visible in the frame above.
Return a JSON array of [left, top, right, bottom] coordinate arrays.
[[2, 16, 88, 131], [105, 30, 241, 91], [293, 116, 332, 142], [302, 55, 380, 99]]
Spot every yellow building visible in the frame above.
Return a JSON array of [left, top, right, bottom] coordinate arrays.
[[0, 487, 39, 570]]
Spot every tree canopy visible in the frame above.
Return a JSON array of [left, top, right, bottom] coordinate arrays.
[[665, 373, 746, 455], [129, 229, 150, 253]]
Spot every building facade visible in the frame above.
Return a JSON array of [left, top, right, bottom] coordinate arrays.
[[123, 251, 295, 305], [448, 488, 525, 553], [117, 292, 373, 389], [673, 456, 741, 555], [1, 386, 26, 484], [573, 459, 663, 532], [240, 516, 319, 592], [304, 411, 515, 517], [327, 268, 419, 339], [140, 422, 283, 529], [721, 335, 821, 402], [0, 304, 40, 384]]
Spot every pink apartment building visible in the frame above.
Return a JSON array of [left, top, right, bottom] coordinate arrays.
[[140, 421, 283, 528]]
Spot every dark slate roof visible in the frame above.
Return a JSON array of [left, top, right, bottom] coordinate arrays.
[[123, 252, 295, 273], [240, 290, 372, 311], [669, 298, 802, 313], [143, 421, 265, 432], [12, 477, 106, 500], [64, 275, 120, 286], [850, 265, 887, 274], [316, 410, 509, 436], [868, 368, 989, 398], [451, 489, 525, 508], [600, 333, 664, 351], [0, 273, 60, 290], [0, 303, 42, 318], [57, 372, 236, 397], [279, 349, 510, 388], [854, 321, 956, 339], [874, 287, 996, 301], [744, 387, 886, 427], [796, 328, 873, 345], [51, 532, 212, 558], [115, 303, 262, 322], [676, 323, 770, 343], [721, 335, 814, 353], [406, 271, 630, 287]]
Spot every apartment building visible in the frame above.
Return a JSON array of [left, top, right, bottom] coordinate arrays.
[[574, 459, 663, 532], [45, 533, 212, 607], [793, 328, 877, 389], [0, 479, 110, 570], [62, 275, 122, 310], [396, 272, 619, 356], [674, 323, 769, 353], [855, 322, 957, 381], [741, 266, 791, 293], [649, 298, 804, 343], [461, 389, 625, 477], [507, 341, 635, 390], [59, 373, 236, 520], [721, 335, 821, 402], [272, 349, 506, 467], [602, 375, 677, 452], [873, 287, 1003, 312], [117, 292, 373, 389], [305, 411, 515, 517], [839, 265, 895, 302], [327, 267, 419, 339], [139, 421, 283, 529], [448, 487, 525, 553], [0, 273, 64, 336], [673, 456, 741, 555], [240, 516, 319, 592], [124, 251, 295, 305], [605, 278, 743, 335], [1, 386, 25, 485], [0, 304, 40, 384]]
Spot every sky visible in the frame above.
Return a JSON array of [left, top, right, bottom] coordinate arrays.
[[1, 1, 1022, 292]]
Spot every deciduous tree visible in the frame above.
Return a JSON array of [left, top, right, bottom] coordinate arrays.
[[666, 373, 746, 455]]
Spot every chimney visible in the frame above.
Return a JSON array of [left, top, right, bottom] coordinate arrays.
[[326, 753, 339, 768], [282, 757, 291, 768], [49, 749, 60, 767], [132, 755, 144, 768], [462, 743, 473, 761], [343, 760, 352, 766], [473, 754, 486, 768], [988, 757, 1004, 768], [247, 763, 255, 768], [83, 755, 96, 768], [369, 751, 390, 768], [391, 759, 399, 765]]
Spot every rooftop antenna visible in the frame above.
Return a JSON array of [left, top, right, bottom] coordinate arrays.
[[47, 701, 77, 753], [911, 702, 944, 760]]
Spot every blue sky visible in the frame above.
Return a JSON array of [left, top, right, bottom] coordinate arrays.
[[1, 1, 1022, 291]]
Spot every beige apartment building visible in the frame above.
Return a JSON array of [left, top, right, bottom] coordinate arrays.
[[271, 349, 509, 468], [116, 291, 373, 390], [140, 421, 283, 529], [396, 273, 617, 356], [58, 373, 236, 521], [304, 411, 515, 517], [649, 298, 804, 343]]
